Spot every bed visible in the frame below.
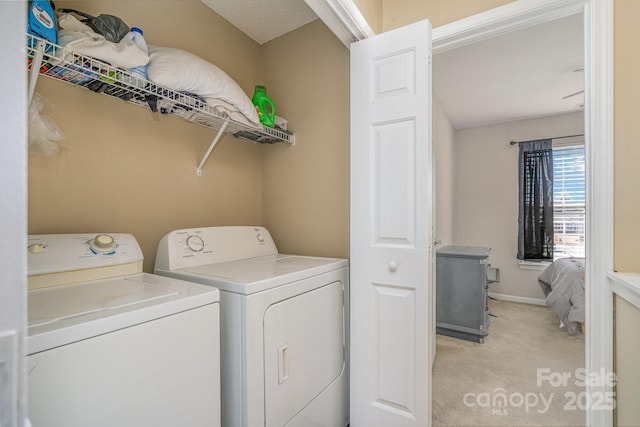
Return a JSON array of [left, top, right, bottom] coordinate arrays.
[[538, 257, 585, 335]]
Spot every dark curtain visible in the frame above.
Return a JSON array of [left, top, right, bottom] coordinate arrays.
[[517, 139, 554, 260]]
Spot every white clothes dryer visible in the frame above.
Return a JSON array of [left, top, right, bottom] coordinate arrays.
[[27, 233, 221, 427], [154, 226, 349, 427]]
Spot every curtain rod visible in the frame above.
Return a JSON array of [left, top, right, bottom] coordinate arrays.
[[509, 134, 585, 145]]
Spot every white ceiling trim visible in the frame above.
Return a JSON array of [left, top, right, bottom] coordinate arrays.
[[304, 0, 375, 47], [432, 0, 585, 54]]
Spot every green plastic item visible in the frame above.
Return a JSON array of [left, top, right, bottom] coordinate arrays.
[[252, 85, 276, 128]]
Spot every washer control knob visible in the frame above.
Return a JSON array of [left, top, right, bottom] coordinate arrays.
[[257, 233, 265, 243], [90, 234, 115, 253], [28, 243, 45, 254], [186, 235, 205, 252]]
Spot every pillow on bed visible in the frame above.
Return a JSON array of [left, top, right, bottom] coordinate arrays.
[[147, 46, 260, 127]]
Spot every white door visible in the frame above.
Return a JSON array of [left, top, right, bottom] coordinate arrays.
[[350, 19, 433, 427]]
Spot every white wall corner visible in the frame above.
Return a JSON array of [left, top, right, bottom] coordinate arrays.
[[0, 3, 28, 426]]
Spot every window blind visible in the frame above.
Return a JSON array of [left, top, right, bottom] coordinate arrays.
[[552, 145, 586, 258]]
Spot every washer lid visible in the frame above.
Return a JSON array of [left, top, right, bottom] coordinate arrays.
[[28, 273, 219, 354], [159, 254, 348, 294]]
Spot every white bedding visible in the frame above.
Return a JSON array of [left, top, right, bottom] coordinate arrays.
[[538, 257, 585, 335]]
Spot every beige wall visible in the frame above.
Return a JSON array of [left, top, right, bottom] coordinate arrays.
[[259, 20, 350, 259], [28, 1, 263, 272], [433, 95, 455, 246], [353, 0, 383, 34], [614, 0, 640, 272], [28, 3, 351, 269], [453, 112, 584, 300], [613, 0, 640, 420], [382, 0, 512, 31]]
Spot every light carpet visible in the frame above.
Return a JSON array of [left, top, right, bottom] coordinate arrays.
[[432, 299, 585, 427]]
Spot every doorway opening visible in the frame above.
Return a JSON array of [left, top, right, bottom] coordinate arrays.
[[432, 2, 595, 425]]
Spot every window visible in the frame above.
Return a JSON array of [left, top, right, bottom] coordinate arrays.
[[552, 145, 585, 258]]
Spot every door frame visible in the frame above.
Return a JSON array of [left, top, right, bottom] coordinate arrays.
[[316, 0, 614, 426], [0, 3, 28, 427], [433, 4, 613, 427]]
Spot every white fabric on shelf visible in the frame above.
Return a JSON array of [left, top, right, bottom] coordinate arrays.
[[56, 13, 149, 69], [147, 46, 260, 127]]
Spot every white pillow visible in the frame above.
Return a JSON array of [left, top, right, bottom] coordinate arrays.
[[147, 46, 260, 127], [204, 98, 262, 129]]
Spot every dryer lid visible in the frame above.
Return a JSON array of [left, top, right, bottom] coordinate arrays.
[[159, 254, 348, 294]]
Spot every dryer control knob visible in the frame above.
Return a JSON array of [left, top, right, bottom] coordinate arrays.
[[90, 234, 115, 253], [186, 235, 205, 252], [257, 233, 265, 243]]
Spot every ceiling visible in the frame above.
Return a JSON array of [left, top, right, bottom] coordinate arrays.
[[201, 2, 584, 130], [201, 0, 318, 45], [434, 13, 584, 130]]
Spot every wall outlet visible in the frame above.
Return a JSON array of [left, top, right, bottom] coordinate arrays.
[[487, 267, 501, 283]]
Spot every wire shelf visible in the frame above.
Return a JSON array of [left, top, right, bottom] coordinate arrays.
[[26, 34, 294, 146]]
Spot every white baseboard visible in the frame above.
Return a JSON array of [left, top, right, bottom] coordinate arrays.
[[488, 292, 546, 306]]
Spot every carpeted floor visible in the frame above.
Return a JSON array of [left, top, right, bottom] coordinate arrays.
[[432, 299, 585, 427]]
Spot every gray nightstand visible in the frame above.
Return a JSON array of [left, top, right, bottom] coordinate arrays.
[[436, 245, 492, 343]]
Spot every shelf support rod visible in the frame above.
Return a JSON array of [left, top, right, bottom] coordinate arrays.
[[28, 40, 45, 104], [196, 119, 229, 176]]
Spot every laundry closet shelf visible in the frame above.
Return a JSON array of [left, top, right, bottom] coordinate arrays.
[[27, 34, 294, 174]]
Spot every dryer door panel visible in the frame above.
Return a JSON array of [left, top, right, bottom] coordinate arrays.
[[264, 281, 345, 427]]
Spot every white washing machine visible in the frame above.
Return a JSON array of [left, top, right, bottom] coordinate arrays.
[[27, 233, 221, 427], [154, 226, 349, 427]]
